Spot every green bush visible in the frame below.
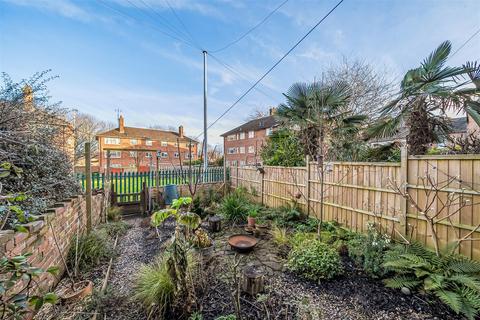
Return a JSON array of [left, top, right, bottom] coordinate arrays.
[[287, 239, 343, 281], [219, 188, 250, 223], [68, 228, 114, 272], [383, 242, 480, 320], [133, 255, 174, 318], [99, 221, 129, 237], [289, 231, 316, 248], [348, 222, 390, 277], [107, 206, 122, 221]]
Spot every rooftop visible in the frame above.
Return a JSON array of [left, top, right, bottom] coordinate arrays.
[[221, 115, 279, 137], [97, 126, 198, 143]]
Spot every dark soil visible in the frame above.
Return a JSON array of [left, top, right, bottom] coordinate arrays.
[[199, 227, 462, 320]]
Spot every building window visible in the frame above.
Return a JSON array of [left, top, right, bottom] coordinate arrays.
[[104, 137, 120, 145], [239, 147, 245, 154], [239, 132, 245, 139], [227, 135, 236, 141], [161, 152, 168, 158], [145, 152, 152, 158], [110, 164, 121, 168], [248, 146, 255, 153], [266, 128, 273, 136], [226, 161, 230, 166], [232, 160, 237, 166], [228, 147, 236, 154], [130, 139, 138, 145], [174, 142, 179, 147], [240, 160, 245, 166], [174, 152, 179, 158], [161, 141, 168, 146], [185, 153, 192, 159], [129, 151, 137, 158], [248, 131, 254, 138], [105, 151, 121, 158], [146, 139, 153, 146]]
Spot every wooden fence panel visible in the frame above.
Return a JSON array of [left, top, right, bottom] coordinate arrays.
[[230, 153, 480, 260]]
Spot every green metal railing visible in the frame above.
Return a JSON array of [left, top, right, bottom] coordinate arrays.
[[76, 166, 226, 203]]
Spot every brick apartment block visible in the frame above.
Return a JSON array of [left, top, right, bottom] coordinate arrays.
[[221, 108, 279, 167], [96, 115, 198, 173]]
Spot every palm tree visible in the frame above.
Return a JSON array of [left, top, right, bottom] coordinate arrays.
[[277, 80, 366, 161], [369, 41, 480, 155], [277, 80, 366, 236]]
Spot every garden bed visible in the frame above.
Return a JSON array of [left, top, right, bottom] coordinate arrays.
[[198, 224, 460, 320], [34, 213, 464, 320]]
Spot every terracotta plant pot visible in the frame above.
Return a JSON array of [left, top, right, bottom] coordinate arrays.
[[60, 280, 93, 303], [247, 216, 256, 228]]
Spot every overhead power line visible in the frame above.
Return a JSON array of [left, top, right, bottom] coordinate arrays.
[[163, 0, 203, 50], [196, 0, 345, 138], [210, 0, 290, 53], [99, 0, 200, 51], [209, 53, 280, 101], [450, 26, 480, 59]]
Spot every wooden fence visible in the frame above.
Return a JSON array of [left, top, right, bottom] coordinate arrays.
[[230, 153, 480, 260]]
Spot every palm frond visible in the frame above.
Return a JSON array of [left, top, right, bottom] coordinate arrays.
[[384, 275, 421, 289], [449, 274, 480, 292], [421, 40, 452, 73], [366, 116, 403, 139], [466, 101, 480, 126], [435, 290, 462, 314]]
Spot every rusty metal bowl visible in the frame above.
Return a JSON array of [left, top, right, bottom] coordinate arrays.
[[228, 234, 258, 253]]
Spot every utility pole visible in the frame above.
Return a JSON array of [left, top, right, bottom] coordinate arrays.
[[203, 50, 208, 171]]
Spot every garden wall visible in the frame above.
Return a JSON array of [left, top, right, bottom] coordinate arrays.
[[0, 193, 105, 291], [231, 153, 480, 260]]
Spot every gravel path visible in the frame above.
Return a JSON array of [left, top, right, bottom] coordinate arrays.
[[103, 216, 174, 320]]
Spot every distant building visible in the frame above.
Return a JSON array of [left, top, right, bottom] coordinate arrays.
[[96, 115, 198, 173], [369, 116, 479, 147], [221, 108, 279, 167]]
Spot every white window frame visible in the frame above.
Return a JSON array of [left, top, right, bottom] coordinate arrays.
[[227, 135, 236, 141], [239, 132, 245, 139], [129, 151, 137, 158], [161, 141, 168, 146], [161, 152, 168, 158], [266, 128, 273, 136], [105, 151, 121, 158], [104, 137, 120, 145], [145, 152, 152, 158], [228, 147, 236, 154], [248, 145, 255, 154], [110, 164, 121, 168], [130, 139, 138, 145], [174, 152, 179, 158], [239, 147, 245, 154], [145, 139, 153, 146], [248, 131, 255, 138]]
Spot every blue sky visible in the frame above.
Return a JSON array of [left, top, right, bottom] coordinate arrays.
[[1, 0, 479, 145]]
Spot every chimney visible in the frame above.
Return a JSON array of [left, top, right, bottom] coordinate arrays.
[[23, 85, 34, 111], [119, 115, 125, 134], [269, 107, 277, 116], [178, 125, 184, 138]]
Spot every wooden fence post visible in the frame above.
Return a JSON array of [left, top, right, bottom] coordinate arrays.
[[399, 145, 409, 237], [306, 156, 311, 217], [85, 142, 92, 233], [260, 170, 265, 206]]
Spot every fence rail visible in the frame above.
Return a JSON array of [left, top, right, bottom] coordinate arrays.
[[77, 166, 226, 203], [231, 153, 480, 260]]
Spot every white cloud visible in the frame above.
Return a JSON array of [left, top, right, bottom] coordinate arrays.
[[4, 0, 94, 22]]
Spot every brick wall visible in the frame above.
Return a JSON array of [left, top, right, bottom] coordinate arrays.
[[224, 128, 267, 166], [98, 137, 198, 173], [0, 193, 105, 291]]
